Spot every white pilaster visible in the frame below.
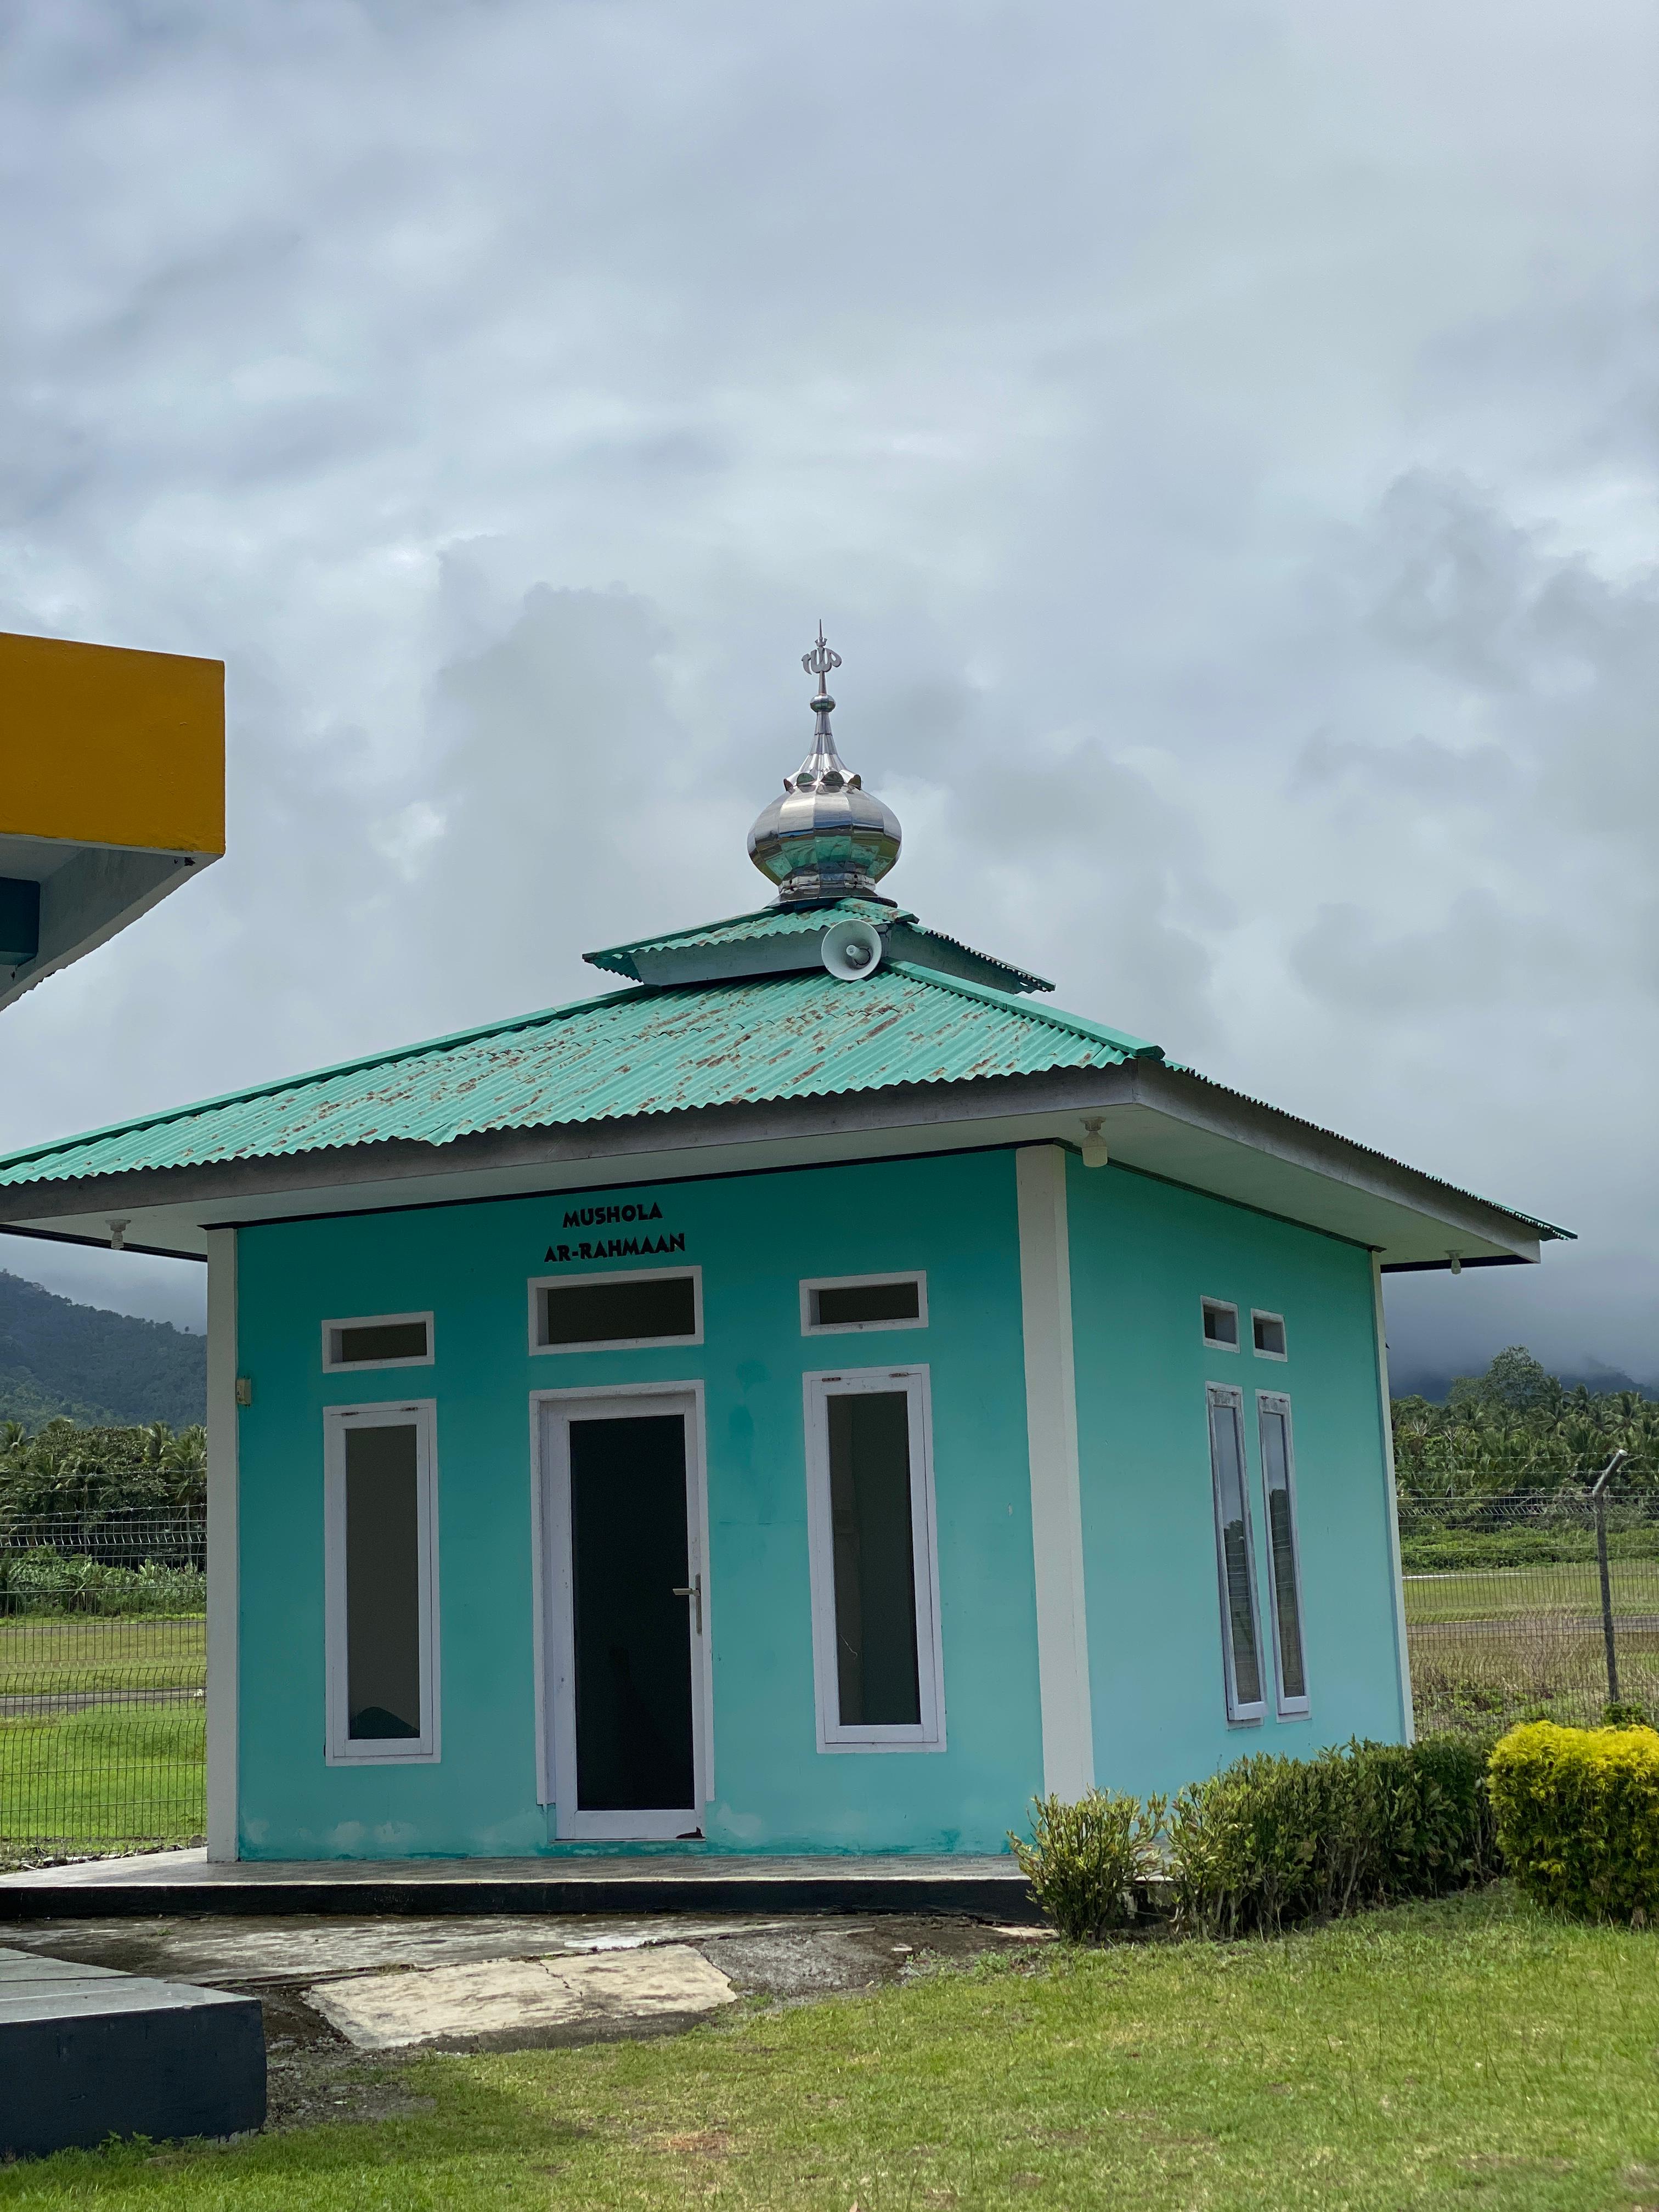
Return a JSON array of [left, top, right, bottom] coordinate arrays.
[[1015, 1144, 1094, 1800], [205, 1226, 240, 1859], [1372, 1252, 1415, 1745]]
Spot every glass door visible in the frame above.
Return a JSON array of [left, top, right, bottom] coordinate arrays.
[[539, 1390, 707, 1839]]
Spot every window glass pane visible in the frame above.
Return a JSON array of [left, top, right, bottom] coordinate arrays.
[[344, 1423, 422, 1740], [335, 1319, 428, 1365], [827, 1391, 922, 1726], [1260, 1407, 1307, 1703], [1253, 1313, 1286, 1356], [1204, 1302, 1238, 1346], [1208, 1397, 1261, 1709], [540, 1274, 696, 1346], [814, 1279, 921, 1328]]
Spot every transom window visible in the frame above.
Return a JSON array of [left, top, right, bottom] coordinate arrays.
[[800, 1273, 928, 1335], [1201, 1297, 1239, 1349], [529, 1267, 702, 1354], [322, 1313, 434, 1372], [1252, 1311, 1288, 1359]]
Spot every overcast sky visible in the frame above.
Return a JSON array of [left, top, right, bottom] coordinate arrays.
[[2, 0, 1655, 1387]]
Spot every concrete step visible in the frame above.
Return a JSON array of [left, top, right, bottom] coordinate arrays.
[[0, 1847, 1036, 1923], [0, 1946, 266, 2157]]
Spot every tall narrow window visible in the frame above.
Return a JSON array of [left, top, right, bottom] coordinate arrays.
[[804, 1368, 944, 1750], [1206, 1383, 1263, 1723], [325, 1403, 439, 1762], [1257, 1392, 1309, 1716]]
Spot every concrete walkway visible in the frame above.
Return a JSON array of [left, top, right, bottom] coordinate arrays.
[[3, 1904, 1053, 2126]]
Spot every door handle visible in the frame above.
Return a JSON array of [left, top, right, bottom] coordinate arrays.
[[672, 1575, 702, 1635]]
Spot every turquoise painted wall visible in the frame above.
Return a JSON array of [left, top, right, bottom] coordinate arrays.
[[233, 1149, 1043, 1858], [1065, 1154, 1407, 1797]]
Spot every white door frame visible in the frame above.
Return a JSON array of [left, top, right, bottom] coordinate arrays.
[[532, 1383, 711, 1841]]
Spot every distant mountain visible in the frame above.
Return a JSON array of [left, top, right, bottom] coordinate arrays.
[[1391, 1359, 1659, 1405], [0, 1269, 206, 1429]]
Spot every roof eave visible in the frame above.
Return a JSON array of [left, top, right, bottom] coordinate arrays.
[[0, 1058, 1561, 1272]]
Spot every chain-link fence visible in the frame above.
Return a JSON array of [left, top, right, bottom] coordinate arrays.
[[3, 1483, 1656, 1865], [1401, 1485, 1659, 1736], [0, 1510, 206, 1868]]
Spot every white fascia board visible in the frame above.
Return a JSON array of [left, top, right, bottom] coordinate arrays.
[[0, 1059, 1551, 1267]]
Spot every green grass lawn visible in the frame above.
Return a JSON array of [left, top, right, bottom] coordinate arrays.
[[0, 1701, 204, 1854], [6, 1888, 1657, 2210], [0, 1616, 205, 1699]]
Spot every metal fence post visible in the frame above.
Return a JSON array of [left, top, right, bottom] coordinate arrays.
[[1592, 1451, 1628, 1712]]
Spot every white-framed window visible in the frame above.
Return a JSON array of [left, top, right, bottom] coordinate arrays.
[[1206, 1383, 1264, 1724], [321, 1312, 434, 1372], [800, 1272, 928, 1335], [1251, 1310, 1288, 1359], [324, 1401, 440, 1763], [528, 1267, 702, 1355], [1257, 1391, 1310, 1717], [1201, 1297, 1239, 1350], [803, 1365, 945, 1752]]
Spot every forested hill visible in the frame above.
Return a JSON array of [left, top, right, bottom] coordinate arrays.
[[0, 1269, 206, 1429]]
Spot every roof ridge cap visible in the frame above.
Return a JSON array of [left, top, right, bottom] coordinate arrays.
[[586, 895, 913, 959], [886, 961, 1163, 1058], [896, 918, 1054, 994], [584, 905, 780, 966], [0, 984, 648, 1174]]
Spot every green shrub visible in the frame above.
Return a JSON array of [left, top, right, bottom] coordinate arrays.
[[1487, 1719, 1659, 1922], [1602, 1701, 1654, 1730], [1168, 1735, 1496, 1937], [0, 1549, 205, 1616], [1399, 1525, 1659, 1573], [1010, 1789, 1166, 1942]]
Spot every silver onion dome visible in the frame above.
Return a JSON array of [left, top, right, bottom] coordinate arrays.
[[747, 629, 902, 902]]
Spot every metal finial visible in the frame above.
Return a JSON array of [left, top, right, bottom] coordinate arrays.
[[802, 624, 841, 740], [746, 630, 901, 903], [802, 623, 841, 685]]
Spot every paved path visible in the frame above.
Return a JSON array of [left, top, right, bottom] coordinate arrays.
[[0, 1686, 203, 1717]]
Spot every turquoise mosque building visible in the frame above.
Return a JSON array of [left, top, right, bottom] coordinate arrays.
[[0, 637, 1565, 1862]]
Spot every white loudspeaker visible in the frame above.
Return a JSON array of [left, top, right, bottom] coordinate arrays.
[[820, 918, 884, 981]]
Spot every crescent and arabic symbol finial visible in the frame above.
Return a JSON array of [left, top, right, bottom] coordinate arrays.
[[802, 622, 842, 683]]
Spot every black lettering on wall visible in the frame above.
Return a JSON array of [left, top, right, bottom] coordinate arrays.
[[561, 1200, 664, 1229]]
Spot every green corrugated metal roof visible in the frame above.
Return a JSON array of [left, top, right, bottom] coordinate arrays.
[[586, 899, 894, 962], [0, 961, 1161, 1189], [585, 899, 1053, 995]]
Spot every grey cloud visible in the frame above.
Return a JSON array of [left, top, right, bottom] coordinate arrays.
[[1289, 890, 1578, 1017], [0, 0, 1653, 1381]]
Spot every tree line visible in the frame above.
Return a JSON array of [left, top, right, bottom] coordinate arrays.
[[0, 1417, 206, 1522], [1, 1346, 1652, 1522], [1392, 1347, 1659, 1496]]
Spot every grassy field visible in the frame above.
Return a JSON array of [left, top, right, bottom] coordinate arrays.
[[2, 1889, 1655, 2210], [0, 1615, 205, 1699], [0, 1701, 204, 1856], [1402, 1560, 1659, 1731], [1402, 1560, 1659, 1626]]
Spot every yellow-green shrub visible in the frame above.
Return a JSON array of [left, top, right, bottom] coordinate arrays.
[[1487, 1720, 1659, 1922], [1010, 1790, 1167, 1942]]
